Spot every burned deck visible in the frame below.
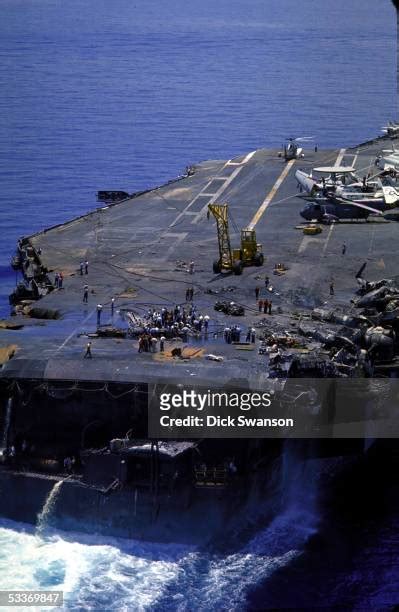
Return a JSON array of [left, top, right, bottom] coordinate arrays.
[[1, 136, 398, 386]]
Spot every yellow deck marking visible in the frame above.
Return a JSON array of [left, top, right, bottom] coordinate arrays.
[[248, 160, 295, 229]]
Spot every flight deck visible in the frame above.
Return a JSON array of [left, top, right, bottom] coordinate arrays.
[[0, 135, 397, 387]]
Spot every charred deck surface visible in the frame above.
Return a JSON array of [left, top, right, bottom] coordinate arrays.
[[1, 136, 398, 385]]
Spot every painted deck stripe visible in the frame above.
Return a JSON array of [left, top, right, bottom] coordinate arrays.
[[248, 160, 295, 229], [335, 148, 346, 166]]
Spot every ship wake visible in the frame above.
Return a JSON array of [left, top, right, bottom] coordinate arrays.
[[0, 444, 320, 610], [154, 442, 319, 611]]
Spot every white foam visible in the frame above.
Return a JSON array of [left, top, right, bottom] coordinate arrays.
[[0, 520, 192, 610], [0, 445, 319, 610]]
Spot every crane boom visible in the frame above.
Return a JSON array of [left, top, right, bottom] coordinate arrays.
[[208, 202, 264, 275], [208, 203, 233, 271]]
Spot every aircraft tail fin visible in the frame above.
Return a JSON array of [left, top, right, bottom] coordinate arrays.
[[382, 185, 399, 206]]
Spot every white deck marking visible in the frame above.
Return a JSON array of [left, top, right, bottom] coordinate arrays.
[[351, 151, 359, 167], [191, 167, 243, 224], [341, 150, 359, 168], [226, 151, 256, 166], [248, 160, 295, 229], [169, 179, 225, 228], [322, 223, 335, 254], [170, 151, 257, 228], [335, 148, 346, 166], [55, 307, 96, 353], [162, 232, 188, 259]]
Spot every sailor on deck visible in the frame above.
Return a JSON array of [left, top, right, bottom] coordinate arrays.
[[84, 341, 92, 359]]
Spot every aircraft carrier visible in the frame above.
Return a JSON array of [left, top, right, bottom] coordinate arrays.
[[0, 134, 397, 542]]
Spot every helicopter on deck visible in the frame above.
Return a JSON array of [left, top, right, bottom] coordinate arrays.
[[295, 165, 399, 223], [375, 146, 399, 172], [381, 121, 399, 138], [299, 200, 385, 223], [279, 136, 314, 161]]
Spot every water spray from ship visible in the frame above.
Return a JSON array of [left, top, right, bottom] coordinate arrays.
[[36, 480, 65, 537], [152, 442, 319, 610], [0, 444, 320, 610]]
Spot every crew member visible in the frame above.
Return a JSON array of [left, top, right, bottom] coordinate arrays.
[[84, 341, 92, 359], [138, 336, 144, 353], [97, 304, 103, 326]]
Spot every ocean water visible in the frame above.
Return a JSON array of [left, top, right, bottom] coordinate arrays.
[[0, 0, 398, 609], [0, 445, 396, 610], [0, 445, 319, 611], [0, 0, 396, 315], [0, 513, 311, 612]]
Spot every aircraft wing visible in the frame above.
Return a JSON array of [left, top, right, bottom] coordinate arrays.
[[297, 195, 328, 202], [333, 197, 384, 215]]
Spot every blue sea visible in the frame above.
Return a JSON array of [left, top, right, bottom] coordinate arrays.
[[0, 0, 398, 609], [0, 0, 396, 316]]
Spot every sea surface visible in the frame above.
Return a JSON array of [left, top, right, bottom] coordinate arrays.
[[0, 0, 396, 316], [0, 0, 398, 609]]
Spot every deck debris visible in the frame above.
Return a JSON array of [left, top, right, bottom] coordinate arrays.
[[214, 301, 244, 316]]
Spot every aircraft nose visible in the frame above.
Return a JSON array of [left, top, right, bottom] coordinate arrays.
[[295, 170, 306, 190], [300, 206, 311, 220]]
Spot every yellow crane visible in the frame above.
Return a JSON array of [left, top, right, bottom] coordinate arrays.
[[208, 203, 264, 275]]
